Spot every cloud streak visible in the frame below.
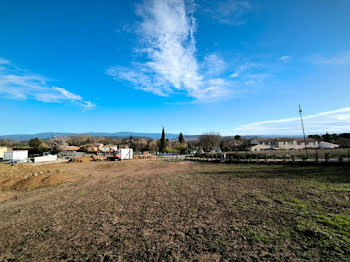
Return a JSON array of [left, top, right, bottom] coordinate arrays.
[[236, 107, 350, 135], [0, 58, 95, 110], [107, 0, 234, 102], [310, 50, 350, 65], [203, 0, 251, 25], [280, 56, 291, 62]]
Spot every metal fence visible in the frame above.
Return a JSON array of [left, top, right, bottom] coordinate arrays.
[[185, 152, 350, 164]]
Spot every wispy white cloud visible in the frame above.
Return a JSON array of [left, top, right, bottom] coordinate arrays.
[[245, 80, 255, 85], [0, 59, 95, 110], [203, 0, 251, 25], [230, 62, 259, 77], [310, 50, 350, 65], [280, 56, 291, 62], [236, 107, 350, 135], [107, 0, 234, 102], [228, 62, 271, 88], [202, 53, 227, 76]]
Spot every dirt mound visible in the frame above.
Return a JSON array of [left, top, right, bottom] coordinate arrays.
[[71, 156, 93, 162], [0, 173, 72, 191], [71, 155, 105, 162], [134, 155, 157, 159], [0, 163, 75, 203], [0, 163, 48, 178], [91, 155, 104, 161]]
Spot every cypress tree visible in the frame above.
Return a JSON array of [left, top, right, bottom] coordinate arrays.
[[160, 127, 166, 152], [179, 132, 185, 143]]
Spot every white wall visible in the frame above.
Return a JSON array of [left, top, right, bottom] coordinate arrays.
[[119, 149, 133, 159], [34, 155, 57, 163]]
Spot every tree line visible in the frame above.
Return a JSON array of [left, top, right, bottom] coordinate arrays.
[[1, 131, 349, 154], [308, 133, 350, 147]]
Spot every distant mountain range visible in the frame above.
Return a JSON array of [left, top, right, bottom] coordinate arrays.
[[0, 132, 307, 141], [0, 132, 200, 141]]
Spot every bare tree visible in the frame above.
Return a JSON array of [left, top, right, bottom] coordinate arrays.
[[199, 133, 221, 152], [49, 136, 67, 154]]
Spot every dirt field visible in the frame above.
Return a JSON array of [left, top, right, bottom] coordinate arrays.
[[0, 160, 349, 261]]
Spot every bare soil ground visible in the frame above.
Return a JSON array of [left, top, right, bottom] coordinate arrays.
[[0, 160, 349, 261]]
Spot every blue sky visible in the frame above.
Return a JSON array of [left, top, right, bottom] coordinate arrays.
[[1, 0, 350, 135]]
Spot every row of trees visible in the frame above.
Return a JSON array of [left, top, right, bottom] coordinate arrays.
[[308, 133, 350, 147], [158, 129, 246, 153], [0, 131, 246, 154], [3, 131, 349, 155], [14, 137, 67, 155]]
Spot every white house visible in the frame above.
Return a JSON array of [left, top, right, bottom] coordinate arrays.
[[3, 150, 28, 162], [294, 138, 319, 149], [319, 141, 340, 149], [249, 137, 318, 151]]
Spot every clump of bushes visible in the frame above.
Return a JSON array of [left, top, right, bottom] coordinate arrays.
[[325, 153, 330, 163], [301, 155, 308, 162]]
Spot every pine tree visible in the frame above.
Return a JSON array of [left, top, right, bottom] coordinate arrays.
[[160, 127, 166, 152], [179, 132, 185, 143]]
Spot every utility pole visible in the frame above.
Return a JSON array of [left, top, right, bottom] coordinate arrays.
[[299, 104, 309, 158]]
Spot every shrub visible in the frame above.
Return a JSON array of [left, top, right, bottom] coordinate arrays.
[[165, 147, 178, 153], [325, 153, 330, 162]]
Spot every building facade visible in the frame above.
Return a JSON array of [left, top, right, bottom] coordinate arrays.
[[0, 147, 8, 159], [249, 138, 319, 151]]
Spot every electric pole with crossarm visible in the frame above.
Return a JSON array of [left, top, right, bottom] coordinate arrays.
[[299, 104, 309, 158]]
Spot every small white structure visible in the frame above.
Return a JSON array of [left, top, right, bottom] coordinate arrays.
[[319, 141, 340, 149], [3, 150, 28, 162], [34, 154, 57, 163], [118, 148, 133, 160]]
